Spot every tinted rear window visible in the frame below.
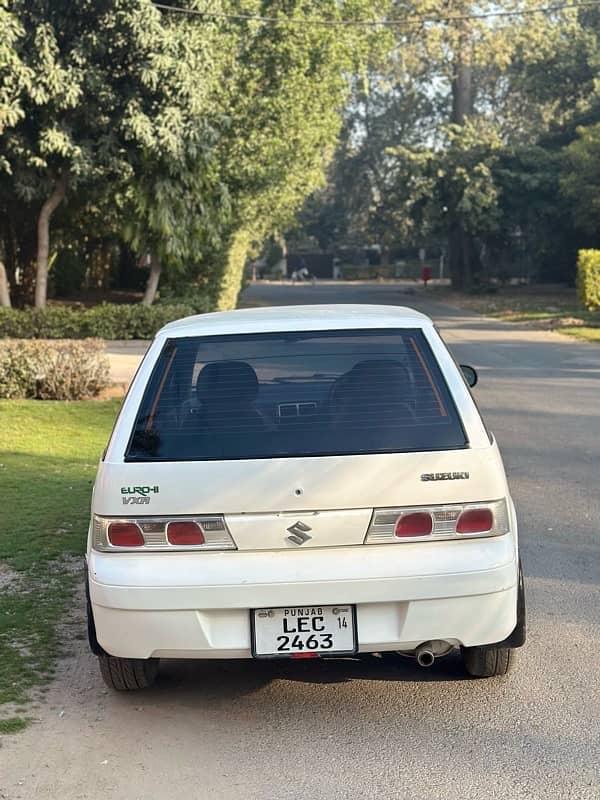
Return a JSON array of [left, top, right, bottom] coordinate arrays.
[[126, 329, 467, 461]]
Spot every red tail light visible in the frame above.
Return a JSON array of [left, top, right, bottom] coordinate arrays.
[[395, 512, 433, 537], [108, 522, 144, 547], [456, 508, 494, 534], [167, 521, 205, 546], [93, 515, 235, 552]]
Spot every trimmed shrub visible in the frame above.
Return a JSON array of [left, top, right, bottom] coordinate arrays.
[[0, 303, 195, 340], [577, 249, 600, 312], [0, 339, 110, 400], [0, 308, 34, 338], [34, 306, 87, 338], [158, 284, 212, 313], [215, 229, 251, 311]]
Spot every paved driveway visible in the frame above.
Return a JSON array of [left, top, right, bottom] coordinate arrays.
[[3, 282, 599, 800]]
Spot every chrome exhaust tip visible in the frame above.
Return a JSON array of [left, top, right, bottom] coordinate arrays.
[[415, 646, 435, 668]]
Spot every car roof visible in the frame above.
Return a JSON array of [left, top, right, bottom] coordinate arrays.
[[159, 304, 433, 338]]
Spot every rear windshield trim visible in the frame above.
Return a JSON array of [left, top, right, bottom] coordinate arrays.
[[124, 443, 469, 464], [124, 327, 469, 463]]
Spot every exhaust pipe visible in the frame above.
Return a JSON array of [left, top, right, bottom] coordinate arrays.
[[415, 645, 435, 668]]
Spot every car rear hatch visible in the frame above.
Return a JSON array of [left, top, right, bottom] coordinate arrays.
[[95, 325, 506, 550]]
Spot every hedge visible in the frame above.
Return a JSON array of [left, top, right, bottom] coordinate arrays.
[[214, 229, 252, 312], [577, 250, 600, 312], [0, 339, 110, 400], [0, 303, 195, 340]]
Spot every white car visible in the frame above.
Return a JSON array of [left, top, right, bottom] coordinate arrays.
[[86, 304, 525, 690]]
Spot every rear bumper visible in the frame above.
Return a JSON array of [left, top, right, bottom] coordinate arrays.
[[88, 536, 519, 659]]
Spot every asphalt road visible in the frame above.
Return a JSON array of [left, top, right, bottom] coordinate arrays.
[[2, 282, 599, 800]]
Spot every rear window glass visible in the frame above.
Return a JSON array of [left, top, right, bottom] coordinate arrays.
[[126, 329, 467, 461]]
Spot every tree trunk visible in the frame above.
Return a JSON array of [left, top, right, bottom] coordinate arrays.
[[34, 172, 68, 308], [448, 224, 471, 291], [448, 16, 473, 290], [0, 258, 11, 307], [451, 51, 472, 125], [142, 251, 161, 305]]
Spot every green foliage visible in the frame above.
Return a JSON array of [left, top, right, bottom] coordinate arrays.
[[0, 0, 28, 138], [214, 230, 252, 312], [1, 0, 388, 308], [0, 339, 109, 399], [423, 121, 503, 238], [0, 717, 28, 735], [0, 303, 194, 339], [294, 3, 600, 287], [576, 249, 600, 311], [81, 304, 194, 339], [0, 0, 229, 305], [157, 284, 212, 314], [51, 250, 88, 297], [264, 239, 285, 270], [205, 0, 389, 308], [561, 123, 600, 235]]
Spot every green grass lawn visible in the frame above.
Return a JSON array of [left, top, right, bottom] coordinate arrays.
[[0, 400, 120, 729]]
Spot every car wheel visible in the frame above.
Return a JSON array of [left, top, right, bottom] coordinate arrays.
[[462, 645, 514, 678], [98, 655, 159, 691]]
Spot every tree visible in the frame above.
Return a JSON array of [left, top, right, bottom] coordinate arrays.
[[404, 0, 586, 287], [0, 1, 226, 306], [295, 1, 591, 288], [294, 59, 441, 254], [0, 0, 29, 306], [203, 0, 392, 309], [121, 136, 229, 305], [561, 123, 600, 236]]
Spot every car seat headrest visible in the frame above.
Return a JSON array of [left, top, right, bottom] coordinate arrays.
[[196, 361, 259, 405], [333, 359, 412, 401]]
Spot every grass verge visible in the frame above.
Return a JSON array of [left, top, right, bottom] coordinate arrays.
[[0, 400, 120, 730], [556, 326, 600, 342], [0, 717, 28, 734], [430, 287, 600, 342]]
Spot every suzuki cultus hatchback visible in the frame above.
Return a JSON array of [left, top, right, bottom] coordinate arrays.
[[86, 305, 525, 689]]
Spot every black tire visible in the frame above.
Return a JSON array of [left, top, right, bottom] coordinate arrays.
[[98, 655, 159, 691], [462, 645, 514, 678]]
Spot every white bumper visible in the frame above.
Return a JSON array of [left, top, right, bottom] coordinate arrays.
[[89, 536, 518, 659]]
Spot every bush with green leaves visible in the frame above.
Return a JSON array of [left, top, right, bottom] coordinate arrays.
[[0, 303, 195, 340], [577, 250, 600, 312], [0, 339, 110, 400], [157, 284, 212, 314]]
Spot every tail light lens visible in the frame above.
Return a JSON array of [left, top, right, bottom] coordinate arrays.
[[108, 522, 144, 547], [167, 521, 205, 546], [366, 499, 509, 543], [395, 512, 433, 537], [456, 508, 493, 534], [93, 515, 235, 552]]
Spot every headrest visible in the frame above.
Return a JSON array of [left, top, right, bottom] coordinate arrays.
[[333, 359, 412, 400], [196, 361, 259, 404]]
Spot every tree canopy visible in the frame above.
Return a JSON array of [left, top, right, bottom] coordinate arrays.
[[2, 1, 600, 304], [294, 3, 600, 288], [0, 0, 387, 308]]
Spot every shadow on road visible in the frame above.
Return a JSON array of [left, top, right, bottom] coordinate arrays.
[[150, 651, 469, 698]]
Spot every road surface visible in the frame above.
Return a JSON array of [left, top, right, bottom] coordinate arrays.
[[2, 282, 599, 800]]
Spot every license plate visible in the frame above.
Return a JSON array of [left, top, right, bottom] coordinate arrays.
[[251, 605, 357, 658]]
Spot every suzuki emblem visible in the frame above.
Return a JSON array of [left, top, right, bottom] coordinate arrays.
[[286, 521, 312, 545]]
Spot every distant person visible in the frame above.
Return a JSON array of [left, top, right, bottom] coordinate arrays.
[[291, 259, 316, 284]]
